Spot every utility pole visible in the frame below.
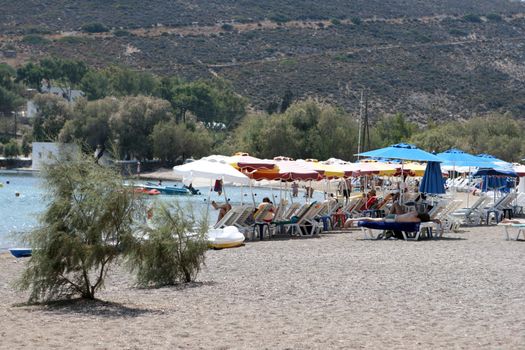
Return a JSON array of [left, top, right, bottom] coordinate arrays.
[[357, 90, 363, 160], [362, 90, 370, 153]]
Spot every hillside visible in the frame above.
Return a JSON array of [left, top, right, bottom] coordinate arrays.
[[3, 0, 525, 122]]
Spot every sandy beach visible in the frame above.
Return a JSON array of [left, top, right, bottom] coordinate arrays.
[[1, 227, 524, 350]]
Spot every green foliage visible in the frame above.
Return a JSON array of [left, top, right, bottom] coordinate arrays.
[[32, 94, 74, 142], [330, 18, 341, 26], [56, 36, 88, 44], [59, 97, 119, 149], [410, 114, 525, 161], [463, 14, 482, 23], [221, 23, 234, 31], [128, 202, 208, 286], [21, 133, 32, 157], [109, 96, 173, 159], [17, 58, 88, 95], [150, 120, 212, 161], [3, 139, 20, 158], [21, 35, 50, 45], [351, 17, 362, 25], [113, 29, 132, 37], [104, 66, 160, 97], [167, 78, 247, 126], [0, 86, 24, 114], [371, 113, 418, 147], [80, 70, 111, 100], [232, 99, 359, 160], [486, 13, 503, 22], [81, 22, 109, 33], [17, 152, 144, 301]]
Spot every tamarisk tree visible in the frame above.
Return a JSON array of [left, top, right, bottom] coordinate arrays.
[[18, 151, 143, 301]]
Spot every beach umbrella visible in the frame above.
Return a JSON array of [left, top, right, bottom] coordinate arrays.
[[173, 156, 250, 185], [513, 164, 525, 177], [476, 154, 512, 169], [436, 149, 498, 168], [298, 160, 345, 179], [230, 155, 276, 172], [419, 161, 446, 195], [472, 168, 517, 177], [357, 143, 442, 162], [248, 160, 320, 182]]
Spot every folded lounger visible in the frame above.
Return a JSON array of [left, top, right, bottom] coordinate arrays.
[[358, 221, 429, 241]]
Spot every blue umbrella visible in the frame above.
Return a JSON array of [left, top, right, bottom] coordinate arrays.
[[476, 154, 512, 168], [357, 143, 442, 162], [472, 168, 517, 177], [436, 149, 498, 168], [419, 161, 446, 194]]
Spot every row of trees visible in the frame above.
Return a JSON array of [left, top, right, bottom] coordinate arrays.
[[6, 58, 525, 162], [16, 59, 247, 126]]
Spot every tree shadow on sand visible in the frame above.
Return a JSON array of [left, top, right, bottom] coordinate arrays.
[[13, 298, 160, 318], [134, 280, 217, 292]]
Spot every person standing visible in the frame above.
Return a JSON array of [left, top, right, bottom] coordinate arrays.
[[291, 182, 299, 197]]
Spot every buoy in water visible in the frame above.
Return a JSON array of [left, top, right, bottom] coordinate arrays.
[[15, 192, 20, 197]]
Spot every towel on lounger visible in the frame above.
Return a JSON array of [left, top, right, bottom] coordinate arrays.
[[357, 221, 420, 232]]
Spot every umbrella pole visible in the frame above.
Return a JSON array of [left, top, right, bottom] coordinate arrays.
[[400, 161, 404, 204], [466, 167, 471, 208], [250, 180, 256, 207]]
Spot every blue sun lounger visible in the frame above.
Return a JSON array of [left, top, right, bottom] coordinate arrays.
[[358, 221, 431, 241]]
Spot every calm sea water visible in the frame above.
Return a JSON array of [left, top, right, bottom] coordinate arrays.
[[0, 173, 324, 250]]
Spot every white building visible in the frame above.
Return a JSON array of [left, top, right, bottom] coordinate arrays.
[[32, 142, 80, 170]]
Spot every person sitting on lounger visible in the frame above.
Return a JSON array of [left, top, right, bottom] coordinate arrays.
[[344, 210, 435, 228], [211, 200, 232, 223]]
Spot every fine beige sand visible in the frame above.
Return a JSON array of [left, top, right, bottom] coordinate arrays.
[[1, 227, 524, 350]]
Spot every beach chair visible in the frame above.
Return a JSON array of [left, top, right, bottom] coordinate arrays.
[[498, 222, 525, 240], [232, 205, 257, 234], [213, 205, 250, 229], [449, 195, 490, 226], [481, 192, 517, 225], [278, 201, 324, 237], [251, 203, 275, 240]]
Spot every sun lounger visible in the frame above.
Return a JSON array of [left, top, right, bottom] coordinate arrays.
[[498, 221, 525, 240], [358, 221, 431, 241]]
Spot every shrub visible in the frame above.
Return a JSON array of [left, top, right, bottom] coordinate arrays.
[[17, 152, 144, 301], [128, 202, 208, 286], [486, 14, 503, 22], [113, 29, 132, 37], [21, 35, 50, 45], [351, 17, 362, 25], [3, 139, 20, 158], [57, 36, 87, 44], [330, 18, 341, 26], [81, 22, 109, 33], [221, 23, 234, 31], [463, 14, 482, 23]]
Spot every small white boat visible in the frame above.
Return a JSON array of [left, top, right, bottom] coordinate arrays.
[[207, 226, 245, 249]]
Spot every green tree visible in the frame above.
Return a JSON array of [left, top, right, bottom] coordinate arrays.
[[16, 62, 45, 91], [109, 96, 172, 159], [17, 152, 144, 301], [80, 70, 110, 100], [59, 97, 119, 149], [150, 120, 212, 162], [32, 94, 74, 141], [371, 113, 418, 147], [3, 139, 20, 158], [128, 202, 208, 286]]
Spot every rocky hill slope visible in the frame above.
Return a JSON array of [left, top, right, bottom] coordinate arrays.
[[3, 1, 525, 122]]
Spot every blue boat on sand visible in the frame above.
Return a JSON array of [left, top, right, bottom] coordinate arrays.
[[9, 248, 32, 258]]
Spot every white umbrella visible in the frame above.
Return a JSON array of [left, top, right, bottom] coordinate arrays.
[[173, 156, 250, 185]]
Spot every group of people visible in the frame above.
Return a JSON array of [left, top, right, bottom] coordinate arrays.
[[212, 196, 275, 223]]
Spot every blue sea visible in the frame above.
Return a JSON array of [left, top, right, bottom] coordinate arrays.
[[0, 172, 324, 250]]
